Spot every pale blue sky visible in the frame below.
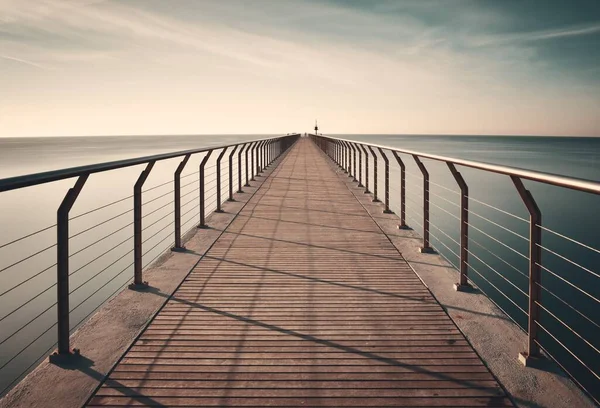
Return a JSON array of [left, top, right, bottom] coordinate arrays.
[[1, 0, 599, 136]]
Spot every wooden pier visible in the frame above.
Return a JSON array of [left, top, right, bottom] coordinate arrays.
[[86, 139, 512, 407]]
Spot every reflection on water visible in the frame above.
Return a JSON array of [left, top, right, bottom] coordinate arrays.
[[0, 134, 598, 399]]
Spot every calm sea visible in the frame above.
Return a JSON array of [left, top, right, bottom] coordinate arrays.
[[0, 134, 598, 400]]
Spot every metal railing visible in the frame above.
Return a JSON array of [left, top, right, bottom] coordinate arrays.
[[310, 133, 600, 404], [0, 134, 299, 395]]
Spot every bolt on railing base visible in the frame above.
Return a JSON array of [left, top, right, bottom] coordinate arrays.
[[383, 209, 393, 214], [454, 282, 474, 292], [128, 281, 149, 290], [419, 247, 435, 254], [49, 348, 81, 364], [518, 352, 543, 367], [171, 246, 187, 253]]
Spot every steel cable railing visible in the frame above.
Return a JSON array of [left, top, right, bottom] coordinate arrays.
[[313, 134, 600, 404], [0, 134, 298, 397]]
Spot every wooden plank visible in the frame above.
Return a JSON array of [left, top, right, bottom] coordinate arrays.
[[86, 139, 512, 407]]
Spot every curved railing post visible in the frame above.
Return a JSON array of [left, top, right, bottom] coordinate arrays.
[[448, 163, 471, 291], [215, 147, 228, 213], [198, 150, 213, 228], [54, 174, 88, 357], [172, 154, 191, 252], [392, 151, 407, 229], [360, 145, 370, 193], [132, 161, 155, 289], [343, 141, 352, 176], [341, 141, 348, 173], [355, 143, 363, 187], [250, 142, 258, 181], [350, 143, 357, 182], [377, 148, 392, 213], [413, 155, 433, 253], [257, 141, 265, 175], [237, 143, 246, 193], [228, 145, 238, 202], [268, 139, 274, 165], [245, 142, 254, 186], [512, 176, 542, 365], [368, 146, 379, 202]]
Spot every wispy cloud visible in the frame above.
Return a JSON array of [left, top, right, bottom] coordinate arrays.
[[0, 0, 598, 136], [0, 54, 47, 70]]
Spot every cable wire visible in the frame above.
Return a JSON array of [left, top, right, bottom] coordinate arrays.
[[0, 263, 56, 298], [69, 235, 132, 277], [470, 196, 528, 223], [0, 224, 56, 250], [0, 243, 56, 275]]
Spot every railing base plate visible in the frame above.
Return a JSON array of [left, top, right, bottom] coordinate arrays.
[[129, 281, 149, 291], [171, 246, 187, 253], [419, 247, 435, 254], [372, 198, 380, 203], [237, 190, 244, 193], [363, 190, 370, 194], [397, 224, 410, 230], [227, 198, 236, 202], [215, 209, 225, 213], [49, 348, 81, 365], [197, 224, 209, 229], [518, 352, 543, 367], [383, 209, 394, 214], [454, 282, 474, 292]]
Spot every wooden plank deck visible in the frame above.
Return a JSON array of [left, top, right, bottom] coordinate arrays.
[[87, 138, 512, 407]]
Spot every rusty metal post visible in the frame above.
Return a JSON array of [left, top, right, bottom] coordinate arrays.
[[228, 145, 238, 202], [413, 155, 433, 253], [350, 143, 357, 181], [54, 174, 88, 356], [172, 154, 191, 252], [368, 146, 379, 202], [512, 176, 542, 365], [198, 150, 213, 228], [256, 141, 265, 174], [360, 144, 370, 193], [250, 141, 257, 182], [392, 151, 408, 229], [343, 141, 352, 176], [448, 163, 471, 291], [245, 142, 253, 186], [237, 143, 246, 193], [378, 148, 393, 213], [341, 141, 348, 173], [216, 147, 228, 213], [355, 143, 363, 187], [131, 161, 155, 288]]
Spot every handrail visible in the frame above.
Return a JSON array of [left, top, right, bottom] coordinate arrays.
[[322, 135, 600, 194], [0, 133, 300, 397], [310, 133, 600, 405], [0, 135, 286, 193]]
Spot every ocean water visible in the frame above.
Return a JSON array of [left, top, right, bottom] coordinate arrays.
[[0, 134, 598, 401]]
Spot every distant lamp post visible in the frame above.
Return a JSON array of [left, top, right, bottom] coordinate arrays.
[[314, 120, 319, 135]]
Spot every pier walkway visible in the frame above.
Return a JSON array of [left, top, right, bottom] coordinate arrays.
[[86, 139, 512, 407]]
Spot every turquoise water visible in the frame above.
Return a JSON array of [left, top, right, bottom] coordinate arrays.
[[0, 134, 598, 400]]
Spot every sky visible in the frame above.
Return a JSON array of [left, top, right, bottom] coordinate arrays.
[[0, 0, 599, 137]]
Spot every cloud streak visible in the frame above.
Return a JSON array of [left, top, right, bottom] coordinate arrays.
[[0, 0, 598, 137]]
